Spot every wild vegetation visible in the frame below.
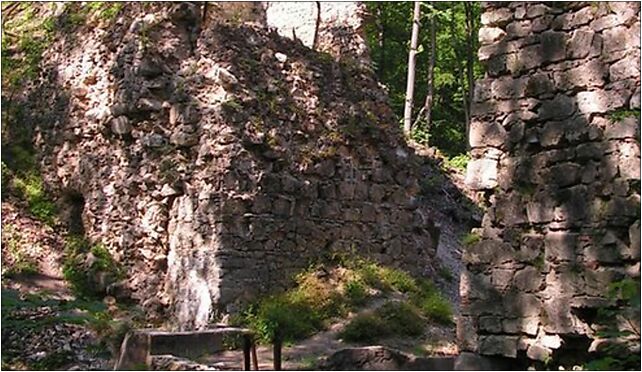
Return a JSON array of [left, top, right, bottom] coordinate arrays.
[[234, 254, 452, 345]]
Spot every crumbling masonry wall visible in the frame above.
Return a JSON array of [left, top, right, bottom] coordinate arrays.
[[26, 3, 436, 330], [461, 1, 640, 364]]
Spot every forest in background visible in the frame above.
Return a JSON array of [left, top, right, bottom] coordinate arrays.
[[364, 1, 482, 159]]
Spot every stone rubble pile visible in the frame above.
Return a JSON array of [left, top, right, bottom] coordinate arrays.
[[461, 1, 640, 365]]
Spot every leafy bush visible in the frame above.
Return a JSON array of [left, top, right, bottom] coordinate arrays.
[[378, 266, 419, 293], [344, 279, 367, 306], [237, 255, 453, 344], [444, 153, 470, 171], [376, 301, 424, 337], [239, 294, 322, 344], [339, 312, 391, 343], [461, 232, 481, 247], [416, 292, 453, 325], [62, 235, 123, 298], [340, 301, 424, 343], [11, 171, 56, 225]]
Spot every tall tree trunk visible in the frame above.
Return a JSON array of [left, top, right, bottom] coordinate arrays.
[[423, 2, 436, 143], [403, 1, 421, 136], [464, 2, 475, 150]]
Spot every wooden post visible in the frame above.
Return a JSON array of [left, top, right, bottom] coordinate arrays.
[[251, 341, 259, 370], [243, 334, 252, 370], [273, 331, 282, 371]]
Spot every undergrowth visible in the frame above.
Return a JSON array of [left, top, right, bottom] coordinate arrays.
[[234, 254, 452, 345], [63, 235, 124, 299]]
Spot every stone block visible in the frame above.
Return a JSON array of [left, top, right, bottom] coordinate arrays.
[[479, 335, 518, 358], [479, 27, 506, 44], [470, 120, 507, 148], [503, 292, 542, 318], [465, 158, 498, 190], [457, 316, 479, 352], [508, 44, 543, 74], [541, 31, 568, 62], [527, 344, 551, 362], [545, 231, 578, 262], [555, 59, 606, 91], [542, 297, 575, 333], [549, 162, 581, 187], [479, 316, 502, 333], [481, 7, 514, 27], [538, 94, 575, 120], [539, 121, 565, 147], [514, 266, 543, 292], [491, 76, 527, 100], [605, 117, 640, 140], [603, 25, 641, 54], [491, 269, 514, 292], [567, 30, 595, 59], [506, 20, 533, 38], [577, 90, 610, 114], [609, 54, 640, 82], [494, 192, 527, 226], [525, 73, 554, 97], [503, 317, 539, 335]]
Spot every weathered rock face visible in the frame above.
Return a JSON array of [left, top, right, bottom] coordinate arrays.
[[462, 1, 640, 366], [25, 4, 437, 330]]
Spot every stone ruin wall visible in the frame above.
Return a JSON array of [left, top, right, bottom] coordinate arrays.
[[27, 3, 437, 330], [460, 1, 640, 365]]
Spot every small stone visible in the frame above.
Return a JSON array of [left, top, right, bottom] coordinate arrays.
[[111, 116, 131, 135], [527, 344, 551, 361], [577, 90, 609, 115], [275, 52, 287, 63], [137, 97, 162, 111], [215, 66, 238, 87]]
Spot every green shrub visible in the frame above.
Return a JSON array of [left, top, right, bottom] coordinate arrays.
[[62, 236, 122, 298], [11, 172, 56, 225], [240, 294, 322, 344], [378, 267, 418, 293], [461, 232, 481, 247], [344, 279, 367, 306], [340, 301, 425, 343], [444, 153, 470, 171], [339, 312, 390, 343], [417, 292, 453, 325], [376, 301, 424, 337]]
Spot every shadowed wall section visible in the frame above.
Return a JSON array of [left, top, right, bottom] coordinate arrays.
[[459, 1, 640, 368]]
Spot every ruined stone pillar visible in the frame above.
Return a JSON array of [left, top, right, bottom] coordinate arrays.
[[459, 1, 640, 368]]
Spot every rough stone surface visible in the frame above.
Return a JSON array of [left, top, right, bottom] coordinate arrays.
[[463, 1, 641, 365], [23, 4, 438, 330]]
